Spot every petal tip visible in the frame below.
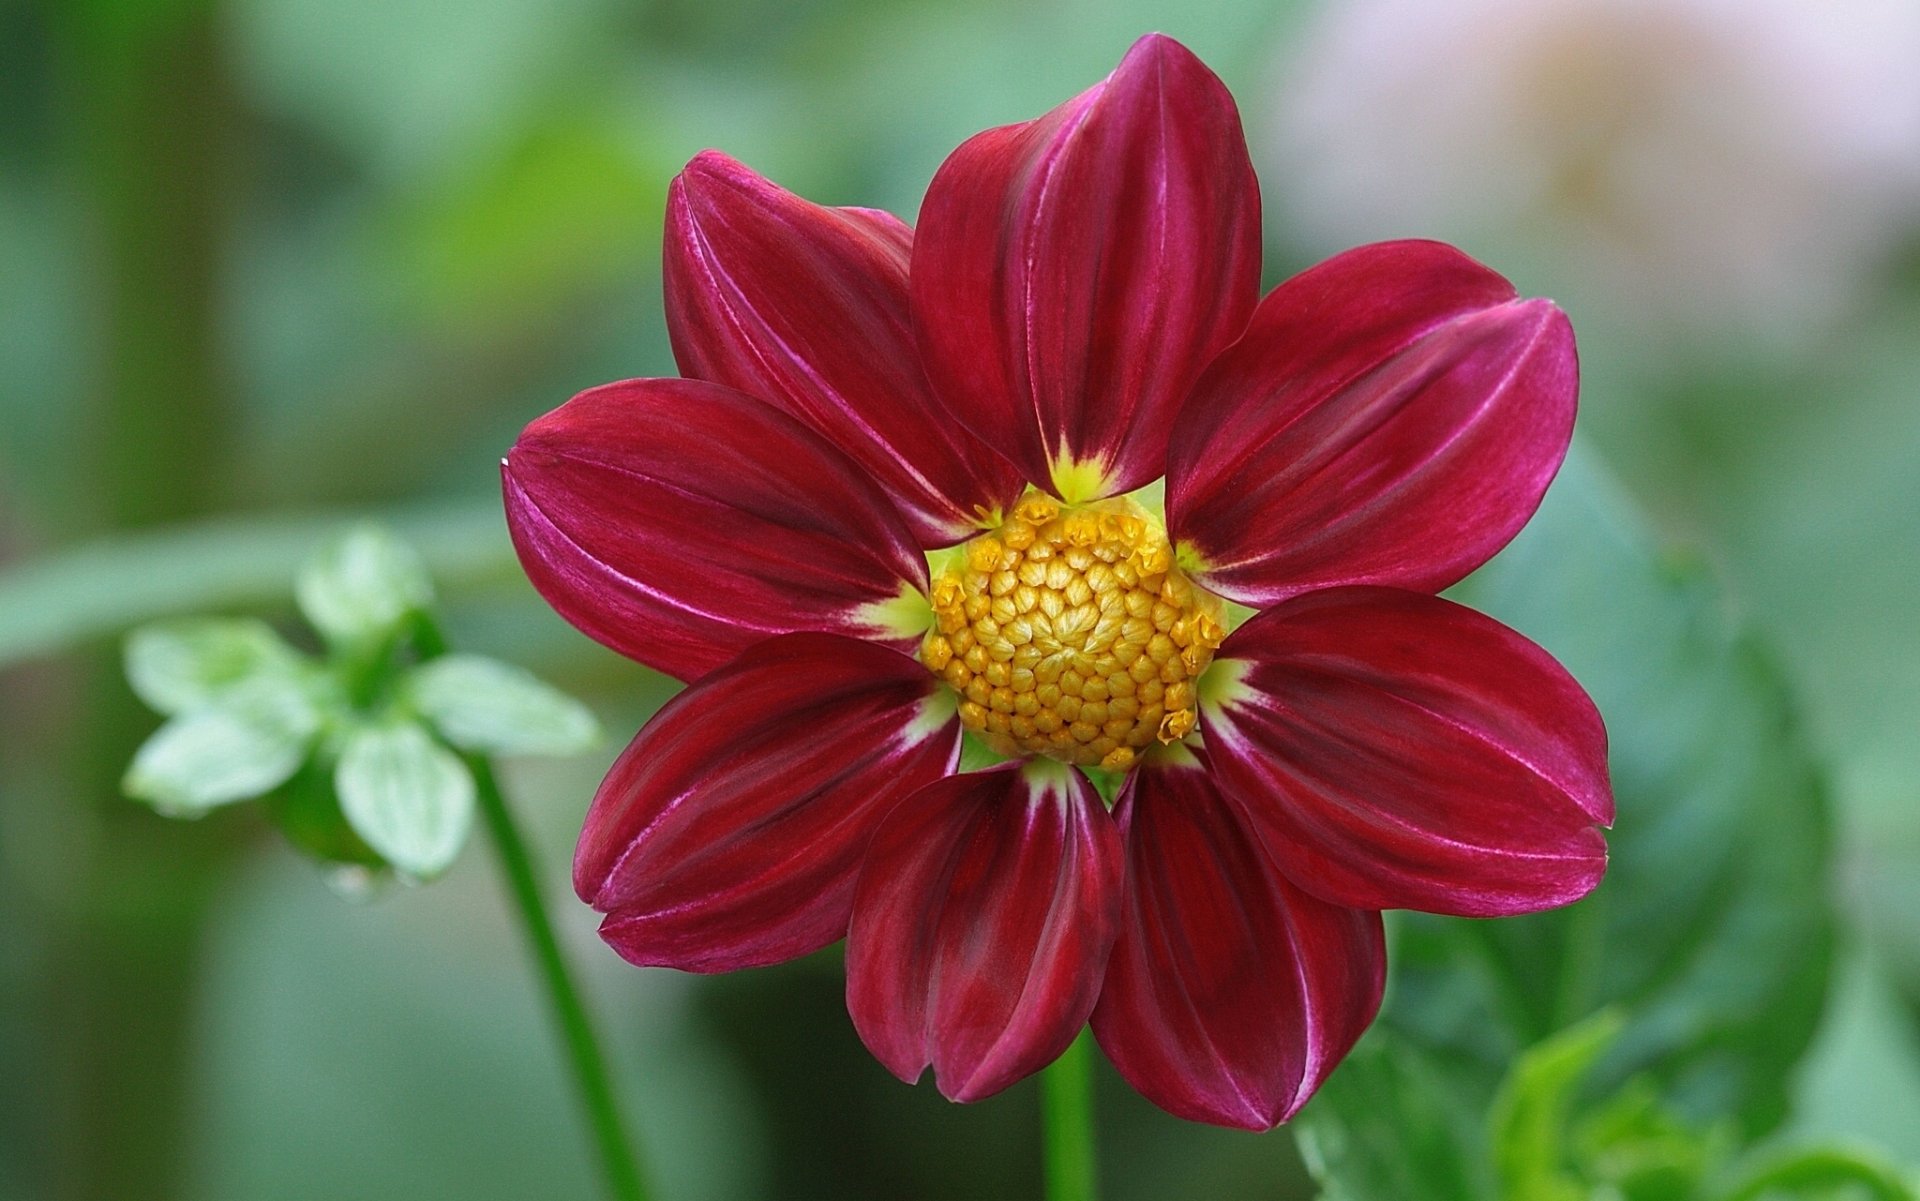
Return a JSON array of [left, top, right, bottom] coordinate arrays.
[[669, 150, 790, 236], [573, 860, 607, 910], [668, 148, 758, 220], [679, 146, 745, 184], [939, 1065, 1008, 1105], [1500, 294, 1576, 347], [594, 913, 668, 970], [1119, 31, 1200, 72]]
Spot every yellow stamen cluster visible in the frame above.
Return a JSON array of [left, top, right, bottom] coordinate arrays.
[[920, 492, 1225, 771]]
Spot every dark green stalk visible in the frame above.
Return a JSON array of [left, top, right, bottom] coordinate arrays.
[[35, 4, 239, 1199], [415, 616, 650, 1201], [468, 758, 650, 1201], [1041, 1030, 1099, 1201]]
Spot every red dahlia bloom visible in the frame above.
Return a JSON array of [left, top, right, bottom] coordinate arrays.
[[502, 33, 1612, 1130]]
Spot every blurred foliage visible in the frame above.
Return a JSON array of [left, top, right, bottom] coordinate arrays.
[[1309, 1015, 1916, 1201], [1298, 450, 1854, 1199], [1438, 451, 1831, 1133]]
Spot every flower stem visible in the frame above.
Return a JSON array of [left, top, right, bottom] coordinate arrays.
[[1041, 1030, 1099, 1201], [414, 614, 650, 1201], [469, 754, 652, 1201]]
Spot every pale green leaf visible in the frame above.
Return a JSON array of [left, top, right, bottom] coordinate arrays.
[[1715, 1145, 1918, 1201], [1573, 1079, 1732, 1201], [123, 678, 324, 816], [404, 654, 598, 755], [295, 524, 434, 647], [1488, 1011, 1625, 1201], [334, 723, 474, 879], [124, 617, 308, 715]]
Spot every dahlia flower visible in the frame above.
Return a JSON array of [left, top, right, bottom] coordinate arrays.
[[503, 33, 1612, 1130]]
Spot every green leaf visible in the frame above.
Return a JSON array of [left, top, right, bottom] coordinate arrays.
[[295, 524, 434, 648], [124, 617, 308, 715], [122, 678, 324, 816], [1301, 445, 1837, 1201], [1390, 444, 1835, 1134], [334, 722, 474, 879], [1793, 950, 1920, 1164], [1714, 1146, 1918, 1201], [1294, 1028, 1493, 1201], [1575, 1079, 1733, 1201], [403, 654, 598, 756], [1488, 1011, 1625, 1201]]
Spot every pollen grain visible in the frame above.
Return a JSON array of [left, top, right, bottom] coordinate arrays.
[[920, 491, 1224, 771]]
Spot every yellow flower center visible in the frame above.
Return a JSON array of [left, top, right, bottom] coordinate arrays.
[[919, 491, 1225, 771]]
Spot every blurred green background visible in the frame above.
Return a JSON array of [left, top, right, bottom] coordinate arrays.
[[3, 0, 1919, 1198]]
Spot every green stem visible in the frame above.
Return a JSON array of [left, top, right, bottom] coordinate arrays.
[[469, 757, 652, 1201], [1041, 1030, 1098, 1201], [414, 615, 650, 1201]]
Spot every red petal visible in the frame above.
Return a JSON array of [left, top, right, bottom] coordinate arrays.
[[911, 33, 1261, 501], [665, 151, 1023, 546], [504, 377, 929, 682], [575, 634, 959, 972], [1166, 240, 1577, 606], [1201, 587, 1611, 917], [845, 762, 1124, 1101], [1093, 752, 1384, 1130]]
